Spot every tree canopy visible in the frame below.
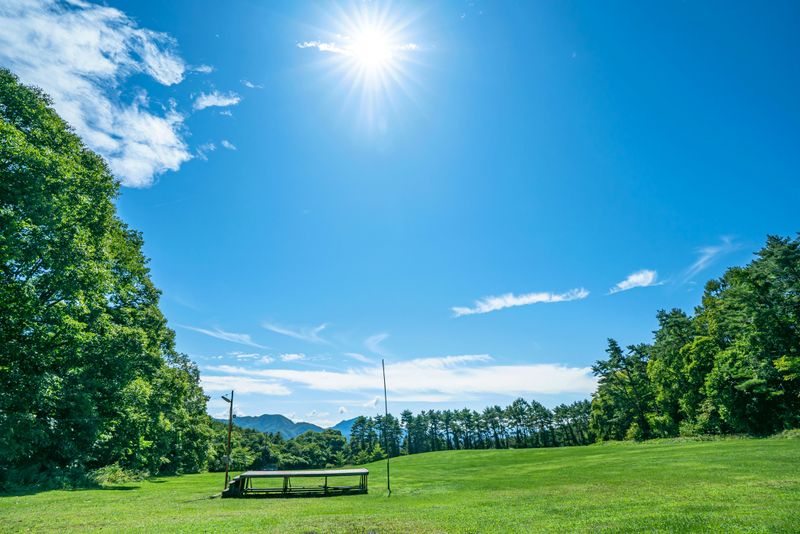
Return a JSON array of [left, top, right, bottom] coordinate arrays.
[[591, 235, 800, 439], [0, 69, 211, 487]]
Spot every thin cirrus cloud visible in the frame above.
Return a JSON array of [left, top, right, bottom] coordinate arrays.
[[262, 322, 330, 344], [364, 333, 390, 355], [297, 40, 419, 56], [345, 352, 374, 364], [193, 90, 241, 110], [220, 139, 237, 150], [180, 325, 267, 349], [280, 353, 306, 362], [195, 142, 216, 161], [684, 236, 740, 281], [608, 269, 660, 294], [0, 0, 197, 188], [204, 354, 597, 398], [452, 288, 589, 317], [192, 64, 214, 74], [201, 375, 290, 396]]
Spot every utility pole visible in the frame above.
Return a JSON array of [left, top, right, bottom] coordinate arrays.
[[221, 390, 234, 490], [382, 359, 391, 495]]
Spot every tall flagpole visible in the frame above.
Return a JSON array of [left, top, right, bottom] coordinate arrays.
[[382, 358, 391, 495]]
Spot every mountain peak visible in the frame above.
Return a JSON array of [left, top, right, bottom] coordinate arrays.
[[220, 413, 357, 439]]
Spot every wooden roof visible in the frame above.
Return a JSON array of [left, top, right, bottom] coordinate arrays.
[[239, 468, 368, 478]]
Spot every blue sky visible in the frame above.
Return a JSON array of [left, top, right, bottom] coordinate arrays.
[[2, 1, 798, 427]]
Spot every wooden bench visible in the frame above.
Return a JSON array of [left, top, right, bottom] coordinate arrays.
[[221, 468, 369, 498]]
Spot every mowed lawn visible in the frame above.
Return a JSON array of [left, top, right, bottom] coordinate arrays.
[[2, 438, 799, 533]]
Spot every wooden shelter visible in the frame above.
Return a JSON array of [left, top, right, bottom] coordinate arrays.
[[221, 468, 369, 498]]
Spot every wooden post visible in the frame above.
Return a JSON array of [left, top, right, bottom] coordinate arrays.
[[223, 390, 234, 490]]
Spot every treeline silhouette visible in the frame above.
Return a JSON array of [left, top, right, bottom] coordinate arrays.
[[207, 399, 593, 472]]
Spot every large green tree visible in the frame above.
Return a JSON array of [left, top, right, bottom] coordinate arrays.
[[590, 234, 800, 441], [0, 69, 210, 485], [590, 340, 654, 441]]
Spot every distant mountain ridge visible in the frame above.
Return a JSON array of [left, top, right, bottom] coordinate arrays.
[[330, 417, 358, 439], [217, 414, 359, 440]]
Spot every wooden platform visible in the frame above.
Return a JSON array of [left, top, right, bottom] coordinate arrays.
[[221, 468, 369, 498]]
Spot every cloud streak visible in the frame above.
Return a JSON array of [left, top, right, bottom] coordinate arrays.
[[180, 325, 267, 348], [0, 0, 196, 187], [206, 354, 596, 397], [193, 90, 241, 110], [345, 352, 374, 364], [297, 39, 419, 57], [262, 322, 329, 344], [452, 288, 589, 317], [684, 237, 739, 281], [609, 269, 659, 294], [365, 333, 390, 355], [201, 375, 290, 395]]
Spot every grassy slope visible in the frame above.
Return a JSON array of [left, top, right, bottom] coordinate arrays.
[[2, 438, 799, 533]]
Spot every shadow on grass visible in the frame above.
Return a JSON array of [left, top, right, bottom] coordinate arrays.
[[1, 484, 142, 497]]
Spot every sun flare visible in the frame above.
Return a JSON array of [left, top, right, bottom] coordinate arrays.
[[349, 29, 394, 69], [297, 4, 422, 130]]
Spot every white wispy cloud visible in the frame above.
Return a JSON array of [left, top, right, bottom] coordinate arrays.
[[0, 0, 199, 188], [192, 64, 214, 74], [280, 353, 306, 362], [684, 237, 739, 281], [193, 90, 241, 110], [609, 269, 660, 294], [364, 333, 390, 355], [229, 351, 259, 360], [196, 142, 216, 160], [297, 40, 345, 53], [180, 325, 267, 348], [220, 139, 236, 150], [201, 375, 291, 396], [297, 39, 419, 57], [345, 352, 374, 364], [452, 288, 589, 317], [206, 354, 596, 397], [262, 322, 329, 344], [241, 79, 263, 89]]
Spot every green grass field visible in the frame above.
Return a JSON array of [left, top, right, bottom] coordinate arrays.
[[2, 437, 799, 533]]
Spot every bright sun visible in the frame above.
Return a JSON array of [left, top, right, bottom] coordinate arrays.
[[349, 29, 394, 69], [298, 4, 422, 130]]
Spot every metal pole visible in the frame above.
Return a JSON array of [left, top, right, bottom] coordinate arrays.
[[224, 390, 234, 490], [382, 359, 391, 495]]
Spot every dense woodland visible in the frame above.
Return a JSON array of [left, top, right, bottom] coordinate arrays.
[[2, 69, 798, 487], [591, 234, 800, 440], [1, 70, 210, 487]]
